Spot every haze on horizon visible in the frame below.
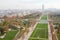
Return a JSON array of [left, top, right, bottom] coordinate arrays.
[[0, 0, 60, 9]]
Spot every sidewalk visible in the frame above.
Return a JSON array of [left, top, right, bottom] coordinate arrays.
[[47, 15, 52, 40]]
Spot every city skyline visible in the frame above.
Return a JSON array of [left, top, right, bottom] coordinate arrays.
[[0, 0, 60, 9]]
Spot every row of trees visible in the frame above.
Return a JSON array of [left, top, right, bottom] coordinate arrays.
[[0, 15, 31, 36], [0, 12, 40, 36], [54, 23, 60, 33]]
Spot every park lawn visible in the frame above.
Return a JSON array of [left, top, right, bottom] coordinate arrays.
[[0, 30, 18, 40], [29, 23, 48, 40], [36, 23, 48, 29], [57, 32, 60, 40], [41, 15, 47, 20], [30, 29, 48, 38], [57, 34, 60, 40]]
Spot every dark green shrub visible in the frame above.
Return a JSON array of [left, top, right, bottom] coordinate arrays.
[[9, 25, 18, 30], [0, 27, 5, 36]]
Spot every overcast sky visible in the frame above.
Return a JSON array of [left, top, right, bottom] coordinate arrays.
[[0, 0, 60, 9]]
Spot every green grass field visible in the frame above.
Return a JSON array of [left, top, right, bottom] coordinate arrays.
[[29, 23, 48, 40], [0, 30, 18, 40], [41, 15, 47, 20], [57, 32, 60, 40], [58, 34, 60, 40]]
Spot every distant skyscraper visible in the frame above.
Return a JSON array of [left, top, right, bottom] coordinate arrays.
[[42, 4, 44, 11], [42, 4, 44, 14]]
